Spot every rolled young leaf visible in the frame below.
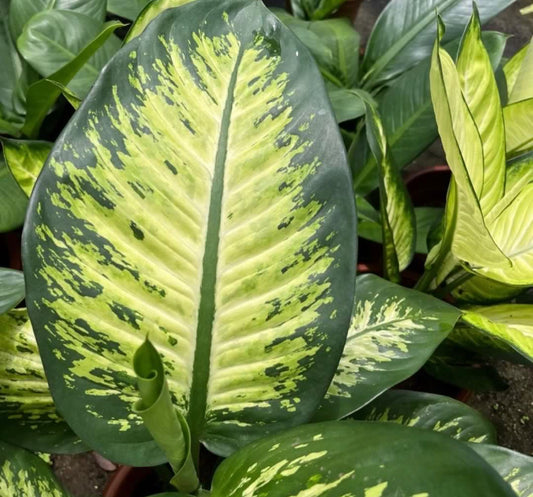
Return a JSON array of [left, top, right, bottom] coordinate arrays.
[[0, 440, 69, 497], [314, 274, 461, 421], [210, 421, 516, 497], [133, 339, 199, 493], [0, 309, 84, 454], [354, 389, 497, 443], [2, 139, 52, 196], [24, 0, 356, 465]]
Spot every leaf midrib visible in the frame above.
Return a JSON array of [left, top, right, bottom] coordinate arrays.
[[187, 44, 245, 461]]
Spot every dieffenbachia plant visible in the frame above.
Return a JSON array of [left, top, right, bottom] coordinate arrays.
[[23, 0, 357, 466], [421, 8, 533, 362]]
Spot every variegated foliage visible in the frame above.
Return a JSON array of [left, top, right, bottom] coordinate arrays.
[[23, 0, 356, 465], [314, 274, 460, 421], [0, 309, 82, 453], [0, 441, 68, 497], [429, 11, 533, 287], [209, 421, 516, 497]]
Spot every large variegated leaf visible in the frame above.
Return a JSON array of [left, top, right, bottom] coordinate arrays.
[[0, 441, 69, 497], [471, 444, 533, 497], [23, 0, 356, 465], [355, 389, 496, 443], [0, 309, 83, 453], [458, 304, 533, 362], [210, 421, 516, 497], [361, 0, 515, 87], [314, 274, 460, 421]]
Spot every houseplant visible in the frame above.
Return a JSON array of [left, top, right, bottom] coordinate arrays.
[[0, 0, 532, 495]]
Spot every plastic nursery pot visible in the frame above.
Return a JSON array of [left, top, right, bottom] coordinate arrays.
[[103, 466, 161, 497]]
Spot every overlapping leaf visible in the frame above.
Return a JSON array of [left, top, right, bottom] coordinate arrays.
[[314, 274, 460, 421], [0, 268, 24, 314], [0, 157, 27, 232], [355, 389, 496, 443], [24, 0, 356, 465], [0, 309, 83, 453], [210, 421, 516, 497], [0, 441, 68, 497], [107, 0, 151, 20]]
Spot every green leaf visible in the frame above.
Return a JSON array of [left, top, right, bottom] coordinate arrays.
[[290, 0, 349, 21], [0, 440, 69, 496], [455, 8, 505, 213], [0, 268, 24, 314], [327, 87, 365, 123], [460, 304, 533, 363], [0, 309, 85, 454], [315, 274, 460, 421], [21, 20, 124, 138], [506, 38, 533, 104], [451, 273, 524, 304], [361, 0, 514, 88], [354, 389, 496, 443], [133, 339, 199, 494], [471, 444, 533, 497], [210, 421, 516, 497], [9, 0, 107, 41], [126, 0, 199, 42], [2, 139, 52, 196], [0, 2, 24, 136], [23, 0, 356, 466], [363, 100, 415, 279], [430, 20, 510, 270], [504, 99, 533, 157], [107, 0, 151, 20], [17, 10, 121, 98], [0, 157, 27, 233]]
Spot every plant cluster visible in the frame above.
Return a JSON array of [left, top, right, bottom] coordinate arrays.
[[0, 0, 532, 496]]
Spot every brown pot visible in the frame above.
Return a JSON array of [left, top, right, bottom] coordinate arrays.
[[103, 466, 159, 497]]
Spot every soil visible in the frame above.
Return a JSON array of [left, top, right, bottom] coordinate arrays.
[[47, 0, 533, 495]]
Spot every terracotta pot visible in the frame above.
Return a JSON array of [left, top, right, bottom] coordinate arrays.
[[103, 466, 159, 497]]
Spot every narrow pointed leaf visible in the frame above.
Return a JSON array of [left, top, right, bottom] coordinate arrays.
[[430, 23, 510, 269], [24, 0, 356, 466], [315, 274, 461, 421], [0, 441, 69, 496], [361, 0, 515, 87], [0, 158, 27, 233], [471, 444, 533, 497], [355, 390, 496, 443], [0, 268, 24, 314], [456, 9, 505, 213], [21, 20, 124, 138], [504, 99, 533, 157], [506, 38, 533, 104], [460, 304, 533, 362], [210, 421, 516, 497], [126, 0, 197, 42], [0, 309, 84, 453], [363, 100, 415, 278], [2, 139, 52, 196], [17, 11, 121, 98]]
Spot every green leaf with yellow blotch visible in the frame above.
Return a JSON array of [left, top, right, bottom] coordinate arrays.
[[0, 309, 84, 453], [0, 441, 69, 497], [210, 421, 516, 497], [23, 0, 356, 466], [314, 274, 460, 421], [2, 139, 52, 196], [471, 444, 533, 497], [355, 390, 496, 444]]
